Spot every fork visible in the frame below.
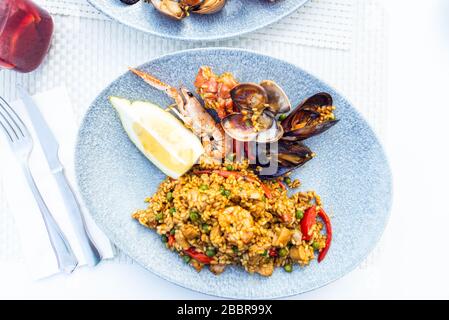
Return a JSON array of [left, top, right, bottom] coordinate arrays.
[[0, 96, 78, 273]]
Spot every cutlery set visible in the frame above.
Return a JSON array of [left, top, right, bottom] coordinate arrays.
[[0, 89, 101, 273]]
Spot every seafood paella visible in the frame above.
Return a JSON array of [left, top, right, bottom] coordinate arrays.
[[110, 66, 338, 276], [132, 161, 332, 276]]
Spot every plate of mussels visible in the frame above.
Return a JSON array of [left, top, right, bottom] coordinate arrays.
[[87, 0, 310, 41]]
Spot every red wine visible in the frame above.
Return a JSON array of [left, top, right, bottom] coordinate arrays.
[[0, 0, 53, 73]]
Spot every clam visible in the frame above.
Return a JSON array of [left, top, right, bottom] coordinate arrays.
[[222, 112, 283, 143], [281, 92, 339, 141], [222, 113, 258, 142], [255, 121, 284, 143], [191, 0, 227, 14], [223, 81, 290, 143], [150, 0, 187, 20], [230, 83, 268, 112], [260, 80, 291, 114]]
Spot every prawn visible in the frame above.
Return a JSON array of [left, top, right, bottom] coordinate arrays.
[[129, 68, 225, 160]]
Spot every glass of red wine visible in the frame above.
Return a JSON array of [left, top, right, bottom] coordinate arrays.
[[0, 0, 53, 73]]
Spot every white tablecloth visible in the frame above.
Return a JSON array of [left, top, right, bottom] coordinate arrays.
[[0, 0, 390, 298]]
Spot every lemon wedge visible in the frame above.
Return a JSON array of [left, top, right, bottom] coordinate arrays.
[[110, 97, 204, 179]]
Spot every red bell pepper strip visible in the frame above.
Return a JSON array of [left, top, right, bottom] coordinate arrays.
[[278, 180, 287, 191], [184, 247, 213, 264], [317, 208, 332, 263], [245, 176, 272, 199], [193, 170, 272, 199], [301, 206, 317, 241], [269, 248, 278, 257], [168, 235, 175, 248]]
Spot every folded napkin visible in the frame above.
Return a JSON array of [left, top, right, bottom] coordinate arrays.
[[0, 86, 114, 280]]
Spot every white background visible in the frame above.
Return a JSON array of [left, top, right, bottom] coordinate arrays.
[[1, 0, 449, 299]]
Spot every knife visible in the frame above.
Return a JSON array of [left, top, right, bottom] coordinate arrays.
[[17, 86, 101, 267]]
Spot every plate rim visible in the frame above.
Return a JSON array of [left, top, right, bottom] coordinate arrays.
[[86, 0, 311, 41], [75, 47, 393, 299]]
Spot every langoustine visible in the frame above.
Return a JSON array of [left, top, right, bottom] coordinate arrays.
[[129, 68, 226, 160]]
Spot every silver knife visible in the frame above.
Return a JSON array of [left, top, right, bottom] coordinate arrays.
[[17, 86, 101, 267]]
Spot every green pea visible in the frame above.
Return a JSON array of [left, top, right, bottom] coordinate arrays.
[[232, 246, 238, 254], [183, 255, 191, 263], [161, 235, 168, 243], [284, 177, 292, 185], [284, 264, 293, 273], [199, 184, 209, 191], [296, 209, 304, 220], [206, 248, 216, 257], [202, 224, 211, 233], [169, 207, 176, 215], [262, 250, 268, 257], [170, 229, 176, 236], [312, 242, 321, 250], [166, 192, 173, 201], [226, 165, 234, 171], [278, 248, 289, 257], [279, 114, 287, 121], [189, 211, 199, 222], [155, 213, 163, 222]]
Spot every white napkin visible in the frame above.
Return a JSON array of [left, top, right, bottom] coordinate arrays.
[[0, 86, 114, 280]]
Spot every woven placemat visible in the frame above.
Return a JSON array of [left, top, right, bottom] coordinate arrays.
[[35, 0, 354, 50]]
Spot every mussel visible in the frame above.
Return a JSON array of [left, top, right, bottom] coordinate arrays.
[[150, 0, 187, 20], [253, 92, 339, 178], [222, 82, 291, 143], [150, 0, 226, 20], [190, 0, 227, 14], [281, 92, 339, 141], [255, 140, 314, 178]]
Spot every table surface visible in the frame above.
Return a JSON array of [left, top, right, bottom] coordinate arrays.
[[1, 0, 449, 299]]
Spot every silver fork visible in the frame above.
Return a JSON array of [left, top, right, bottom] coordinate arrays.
[[0, 96, 78, 273]]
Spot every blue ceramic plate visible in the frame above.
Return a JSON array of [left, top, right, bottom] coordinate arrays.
[[75, 48, 392, 299], [87, 0, 309, 41]]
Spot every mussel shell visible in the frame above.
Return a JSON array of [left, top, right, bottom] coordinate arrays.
[[282, 119, 339, 141], [260, 80, 291, 114], [191, 0, 227, 14], [255, 140, 314, 178], [281, 92, 337, 141], [281, 92, 332, 129], [230, 83, 268, 112], [180, 0, 203, 5], [150, 0, 186, 20]]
